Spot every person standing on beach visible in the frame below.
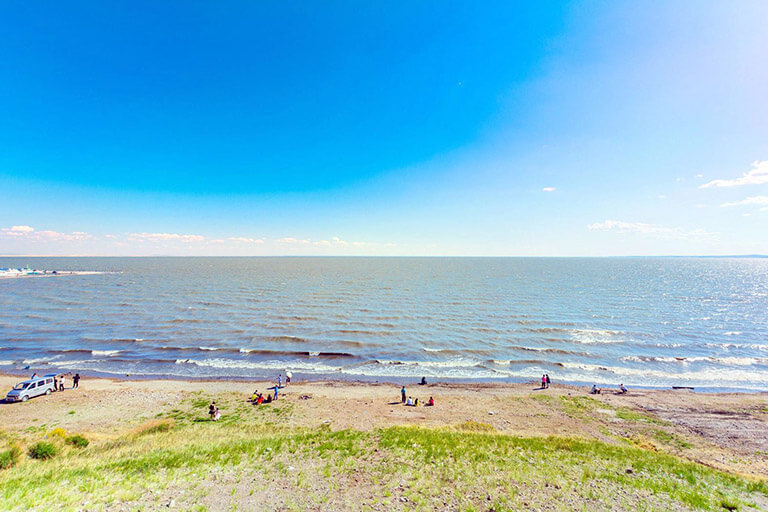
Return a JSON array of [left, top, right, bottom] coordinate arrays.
[[274, 386, 279, 400], [401, 386, 406, 403], [209, 401, 216, 420], [278, 374, 282, 388], [73, 373, 80, 389], [60, 375, 66, 391], [545, 374, 551, 389], [286, 371, 292, 385], [541, 375, 546, 389]]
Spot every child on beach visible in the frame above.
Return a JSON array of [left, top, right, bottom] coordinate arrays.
[[213, 408, 221, 421], [427, 397, 434, 406], [209, 401, 216, 420]]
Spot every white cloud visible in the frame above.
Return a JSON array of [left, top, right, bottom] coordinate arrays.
[[0, 225, 92, 241], [700, 160, 768, 188], [720, 196, 768, 210], [587, 220, 718, 241], [656, 195, 667, 200], [226, 237, 264, 244], [128, 232, 205, 243], [276, 237, 311, 245], [541, 187, 556, 192]]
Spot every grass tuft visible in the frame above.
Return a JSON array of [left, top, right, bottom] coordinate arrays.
[[27, 441, 58, 460]]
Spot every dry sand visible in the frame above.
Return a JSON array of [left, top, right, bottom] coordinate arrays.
[[2, 373, 767, 479]]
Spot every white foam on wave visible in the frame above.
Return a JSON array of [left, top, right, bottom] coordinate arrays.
[[239, 348, 253, 353], [0, 360, 14, 366], [557, 361, 768, 386], [175, 357, 338, 373], [621, 355, 766, 366], [92, 350, 121, 356], [569, 329, 623, 344], [199, 346, 219, 351]]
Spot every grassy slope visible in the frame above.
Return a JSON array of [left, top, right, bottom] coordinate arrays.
[[1, 394, 766, 512]]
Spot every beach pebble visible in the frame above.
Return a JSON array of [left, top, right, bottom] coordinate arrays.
[[488, 411, 495, 415]]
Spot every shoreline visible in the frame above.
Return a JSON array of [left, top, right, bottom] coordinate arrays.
[[2, 367, 766, 394]]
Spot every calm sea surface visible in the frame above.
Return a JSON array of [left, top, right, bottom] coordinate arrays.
[[1, 257, 767, 391]]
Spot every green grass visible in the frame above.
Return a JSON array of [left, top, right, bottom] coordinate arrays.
[[1, 417, 765, 511]]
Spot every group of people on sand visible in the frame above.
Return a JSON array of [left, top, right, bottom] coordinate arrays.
[[540, 374, 551, 389], [400, 385, 435, 407], [590, 383, 628, 395], [249, 372, 291, 405], [30, 372, 81, 391]]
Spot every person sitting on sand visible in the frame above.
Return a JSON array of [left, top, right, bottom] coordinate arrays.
[[209, 401, 216, 420], [256, 393, 264, 405], [414, 397, 419, 407], [590, 384, 601, 395], [420, 376, 427, 385], [265, 393, 272, 403], [619, 383, 628, 394], [251, 390, 259, 402], [427, 396, 434, 406], [406, 396, 413, 406]]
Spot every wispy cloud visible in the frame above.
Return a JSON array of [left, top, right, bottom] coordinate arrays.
[[587, 220, 718, 241], [700, 160, 768, 188], [128, 232, 205, 242], [226, 237, 264, 244], [541, 187, 556, 192], [720, 196, 768, 211], [276, 237, 311, 245], [0, 225, 92, 241]]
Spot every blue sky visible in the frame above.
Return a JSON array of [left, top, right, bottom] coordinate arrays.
[[1, 1, 767, 256]]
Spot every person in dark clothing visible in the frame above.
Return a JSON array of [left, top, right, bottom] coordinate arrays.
[[209, 401, 216, 420], [73, 373, 80, 389], [401, 386, 406, 403], [545, 374, 551, 388]]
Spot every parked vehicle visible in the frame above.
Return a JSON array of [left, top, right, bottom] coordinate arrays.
[[5, 375, 56, 402]]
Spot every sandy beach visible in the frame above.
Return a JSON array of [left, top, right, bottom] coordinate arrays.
[[2, 372, 767, 510]]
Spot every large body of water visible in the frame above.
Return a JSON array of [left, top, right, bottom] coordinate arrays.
[[1, 257, 767, 391]]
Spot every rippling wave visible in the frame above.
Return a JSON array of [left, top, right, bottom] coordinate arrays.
[[1, 256, 767, 390]]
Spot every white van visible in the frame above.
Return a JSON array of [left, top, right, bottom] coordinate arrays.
[[5, 375, 56, 402]]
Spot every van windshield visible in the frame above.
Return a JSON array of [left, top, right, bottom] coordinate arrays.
[[13, 382, 30, 390]]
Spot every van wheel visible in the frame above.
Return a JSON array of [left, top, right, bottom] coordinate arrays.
[[21, 396, 29, 402], [46, 389, 52, 395]]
